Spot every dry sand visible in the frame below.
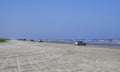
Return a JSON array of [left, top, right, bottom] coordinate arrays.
[[0, 40, 120, 72]]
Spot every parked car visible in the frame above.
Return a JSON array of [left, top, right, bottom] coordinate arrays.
[[30, 40, 34, 42], [23, 39, 26, 41], [38, 40, 43, 42], [19, 39, 26, 41], [74, 41, 86, 46]]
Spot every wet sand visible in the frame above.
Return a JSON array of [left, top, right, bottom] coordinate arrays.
[[0, 40, 120, 72]]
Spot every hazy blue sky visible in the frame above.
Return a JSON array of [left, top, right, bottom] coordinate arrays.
[[0, 0, 120, 39]]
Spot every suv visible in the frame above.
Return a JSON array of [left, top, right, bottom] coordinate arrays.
[[74, 41, 86, 46]]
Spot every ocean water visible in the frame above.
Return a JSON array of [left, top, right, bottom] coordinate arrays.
[[45, 39, 120, 47]]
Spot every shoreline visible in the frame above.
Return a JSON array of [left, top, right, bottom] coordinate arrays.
[[44, 41, 120, 49]]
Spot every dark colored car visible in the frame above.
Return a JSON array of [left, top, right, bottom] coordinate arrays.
[[23, 39, 26, 41], [74, 41, 86, 46], [19, 39, 26, 41], [30, 40, 34, 42], [38, 40, 43, 42]]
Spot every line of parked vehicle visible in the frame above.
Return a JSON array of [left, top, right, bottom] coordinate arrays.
[[18, 39, 86, 46], [18, 39, 43, 42]]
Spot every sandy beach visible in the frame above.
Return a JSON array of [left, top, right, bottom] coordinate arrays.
[[0, 40, 120, 72]]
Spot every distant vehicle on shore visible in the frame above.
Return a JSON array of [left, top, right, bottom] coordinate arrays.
[[19, 39, 26, 41], [74, 41, 86, 46], [23, 39, 26, 41], [30, 40, 34, 42], [38, 40, 43, 42]]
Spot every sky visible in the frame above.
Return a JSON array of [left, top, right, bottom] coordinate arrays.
[[0, 0, 120, 39]]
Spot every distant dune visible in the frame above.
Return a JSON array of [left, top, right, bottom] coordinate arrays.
[[0, 40, 120, 72]]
